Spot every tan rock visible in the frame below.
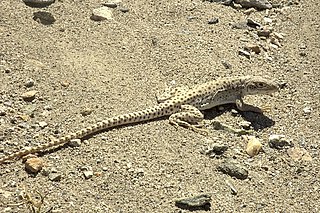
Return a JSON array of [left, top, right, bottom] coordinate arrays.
[[25, 157, 44, 173], [21, 90, 37, 101], [245, 136, 262, 157]]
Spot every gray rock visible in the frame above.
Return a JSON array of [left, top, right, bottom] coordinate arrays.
[[235, 0, 272, 10], [49, 173, 62, 181], [239, 49, 251, 59], [203, 143, 228, 156], [175, 194, 211, 210], [83, 170, 93, 179], [23, 0, 55, 8], [25, 79, 35, 87], [68, 139, 82, 147], [102, 2, 118, 8], [208, 17, 219, 24], [218, 160, 248, 179], [269, 134, 292, 149], [0, 108, 6, 116]]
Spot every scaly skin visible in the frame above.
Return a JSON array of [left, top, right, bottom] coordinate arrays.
[[0, 76, 279, 164]]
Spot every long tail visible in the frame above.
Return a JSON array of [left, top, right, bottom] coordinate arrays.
[[0, 103, 178, 164]]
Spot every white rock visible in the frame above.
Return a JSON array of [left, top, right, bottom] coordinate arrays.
[[91, 7, 113, 21]]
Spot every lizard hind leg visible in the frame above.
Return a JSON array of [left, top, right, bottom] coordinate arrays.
[[169, 105, 208, 134]]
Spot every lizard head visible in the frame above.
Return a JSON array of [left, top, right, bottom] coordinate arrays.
[[243, 76, 279, 95]]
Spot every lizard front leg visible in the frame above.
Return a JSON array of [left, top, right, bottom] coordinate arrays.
[[235, 97, 263, 113], [169, 105, 208, 134]]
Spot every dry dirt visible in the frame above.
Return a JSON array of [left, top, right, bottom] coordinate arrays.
[[0, 0, 319, 212]]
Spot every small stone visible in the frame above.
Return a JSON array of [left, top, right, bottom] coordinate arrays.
[[221, 60, 232, 69], [257, 28, 272, 37], [102, 167, 108, 171], [245, 136, 262, 157], [83, 170, 94, 179], [287, 147, 312, 161], [239, 49, 251, 59], [175, 194, 211, 210], [38, 121, 48, 128], [68, 139, 82, 147], [225, 179, 237, 195], [234, 0, 272, 10], [25, 79, 35, 87], [268, 134, 292, 149], [203, 143, 228, 156], [217, 160, 248, 180], [91, 7, 113, 21], [247, 18, 261, 28], [303, 107, 312, 115], [243, 8, 256, 15], [208, 17, 219, 24], [263, 17, 273, 24], [33, 11, 56, 25], [21, 90, 37, 101], [25, 157, 44, 173], [245, 44, 261, 54], [23, 0, 55, 8], [102, 2, 117, 8], [49, 173, 62, 181], [239, 121, 251, 130], [81, 108, 93, 116], [0, 108, 6, 116], [119, 7, 129, 13], [4, 68, 11, 73]]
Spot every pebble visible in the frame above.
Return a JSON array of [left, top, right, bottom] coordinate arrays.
[[244, 8, 256, 15], [245, 136, 263, 157], [203, 143, 228, 156], [68, 139, 82, 147], [225, 179, 238, 195], [38, 121, 48, 128], [221, 60, 232, 69], [25, 157, 44, 173], [102, 2, 118, 8], [23, 0, 55, 8], [0, 108, 6, 116], [234, 0, 272, 10], [49, 173, 62, 181], [91, 7, 113, 21], [287, 147, 312, 161], [175, 194, 211, 210], [268, 134, 292, 149], [247, 18, 262, 28], [25, 79, 35, 87], [208, 17, 219, 24], [21, 90, 37, 102], [257, 28, 272, 37], [302, 107, 312, 115], [245, 44, 261, 54], [33, 11, 56, 25], [81, 108, 93, 116], [239, 121, 251, 130], [119, 7, 129, 13], [263, 17, 273, 24], [239, 49, 251, 59], [217, 160, 248, 180], [83, 170, 94, 179]]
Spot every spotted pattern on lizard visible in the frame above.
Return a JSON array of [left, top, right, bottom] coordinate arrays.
[[0, 76, 279, 164]]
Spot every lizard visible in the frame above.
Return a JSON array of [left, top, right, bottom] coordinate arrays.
[[0, 76, 279, 164]]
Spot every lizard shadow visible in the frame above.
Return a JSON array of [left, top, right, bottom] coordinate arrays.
[[204, 104, 275, 131]]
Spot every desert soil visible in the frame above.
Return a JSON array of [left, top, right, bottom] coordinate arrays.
[[0, 0, 319, 212]]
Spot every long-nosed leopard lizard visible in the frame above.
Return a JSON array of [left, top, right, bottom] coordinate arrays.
[[0, 76, 279, 164]]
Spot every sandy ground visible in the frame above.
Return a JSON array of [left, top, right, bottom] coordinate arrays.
[[0, 0, 319, 212]]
